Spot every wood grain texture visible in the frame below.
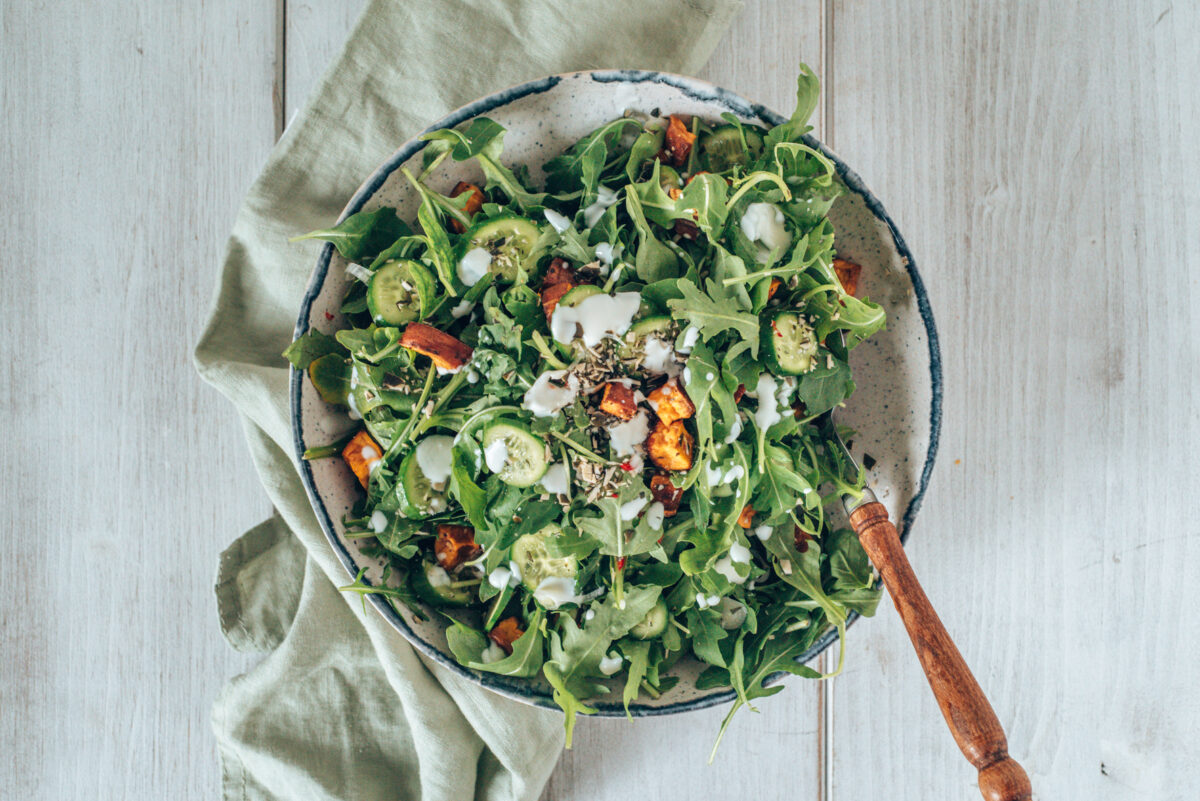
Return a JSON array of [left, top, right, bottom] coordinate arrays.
[[849, 502, 1031, 801], [0, 2, 276, 798], [829, 1, 1200, 799]]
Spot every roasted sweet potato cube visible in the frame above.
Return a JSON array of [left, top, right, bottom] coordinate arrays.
[[664, 115, 696, 168], [540, 257, 578, 320], [400, 323, 473, 371], [768, 277, 783, 299], [342, 430, 382, 489], [434, 524, 481, 570], [647, 378, 694, 425], [489, 616, 525, 655], [833, 257, 862, 297], [647, 419, 693, 472], [599, 381, 638, 420], [649, 472, 683, 517], [448, 182, 485, 233], [737, 505, 756, 529]]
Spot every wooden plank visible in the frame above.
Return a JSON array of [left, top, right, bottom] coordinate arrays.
[[0, 2, 277, 798], [828, 1, 1200, 798]]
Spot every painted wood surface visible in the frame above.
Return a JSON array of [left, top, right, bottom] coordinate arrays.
[[0, 2, 276, 799], [3, 1, 1197, 799]]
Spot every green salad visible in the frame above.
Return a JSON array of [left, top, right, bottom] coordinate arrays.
[[286, 65, 886, 749]]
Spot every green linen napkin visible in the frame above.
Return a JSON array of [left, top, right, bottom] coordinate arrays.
[[194, 0, 742, 798]]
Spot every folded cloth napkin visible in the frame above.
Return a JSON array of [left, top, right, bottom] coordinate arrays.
[[194, 0, 742, 798]]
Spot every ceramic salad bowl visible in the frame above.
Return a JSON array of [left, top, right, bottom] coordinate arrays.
[[291, 70, 941, 715]]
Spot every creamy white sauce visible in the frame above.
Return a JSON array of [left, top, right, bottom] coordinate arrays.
[[724, 414, 744, 444], [739, 202, 792, 262], [509, 560, 522, 583], [607, 411, 649, 456], [428, 565, 452, 587], [645, 502, 665, 531], [466, 369, 479, 384], [483, 439, 509, 474], [480, 641, 508, 664], [714, 554, 748, 585], [754, 373, 782, 431], [549, 291, 641, 348], [723, 465, 744, 485], [539, 462, 569, 495], [450, 299, 475, 318], [435, 364, 462, 376], [718, 598, 748, 630], [598, 652, 624, 676], [583, 608, 596, 622], [730, 542, 751, 563], [753, 524, 773, 542], [345, 391, 363, 420], [533, 576, 578, 609], [705, 462, 724, 486], [522, 370, 582, 417], [487, 566, 512, 589], [594, 241, 616, 265], [642, 337, 681, 375], [583, 185, 619, 228], [370, 510, 388, 533], [620, 496, 648, 521], [678, 325, 700, 354], [695, 592, 709, 609], [415, 435, 454, 487], [457, 247, 492, 286], [543, 208, 571, 233]]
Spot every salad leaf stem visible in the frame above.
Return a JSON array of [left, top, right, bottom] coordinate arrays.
[[547, 431, 612, 465], [725, 170, 793, 209]]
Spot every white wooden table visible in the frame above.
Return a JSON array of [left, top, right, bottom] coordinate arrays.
[[3, 2, 1197, 798]]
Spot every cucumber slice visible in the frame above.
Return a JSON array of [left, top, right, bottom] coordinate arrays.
[[658, 163, 682, 193], [396, 448, 443, 518], [457, 215, 541, 283], [411, 561, 473, 607], [511, 525, 578, 591], [699, 125, 765, 172], [762, 310, 819, 375], [480, 421, 548, 487], [617, 315, 677, 359], [630, 597, 669, 640], [368, 259, 434, 326], [557, 284, 603, 309], [307, 353, 350, 406]]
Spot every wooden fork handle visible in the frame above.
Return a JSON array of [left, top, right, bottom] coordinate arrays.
[[849, 502, 1032, 801]]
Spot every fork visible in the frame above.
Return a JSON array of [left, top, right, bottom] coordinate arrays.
[[823, 416, 1032, 801]]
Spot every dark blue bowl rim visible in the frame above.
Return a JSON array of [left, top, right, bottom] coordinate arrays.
[[290, 69, 943, 717]]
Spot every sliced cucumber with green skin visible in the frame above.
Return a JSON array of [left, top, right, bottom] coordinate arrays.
[[699, 125, 765, 172], [480, 421, 548, 487], [557, 284, 602, 309], [368, 259, 435, 325], [657, 163, 683, 193], [762, 310, 819, 375], [307, 353, 350, 405], [511, 524, 578, 591], [630, 597, 669, 640], [411, 561, 473, 607], [396, 448, 442, 518], [456, 215, 541, 283], [617, 315, 677, 359]]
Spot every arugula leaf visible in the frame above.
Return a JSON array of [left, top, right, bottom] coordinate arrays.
[[668, 279, 760, 357], [763, 63, 821, 151], [422, 119, 547, 211], [625, 189, 679, 282], [544, 118, 642, 197], [676, 172, 729, 236], [283, 328, 345, 369], [543, 586, 661, 745], [625, 127, 663, 182], [756, 443, 813, 523], [292, 207, 410, 262], [619, 639, 652, 716], [796, 356, 854, 415], [446, 610, 546, 677]]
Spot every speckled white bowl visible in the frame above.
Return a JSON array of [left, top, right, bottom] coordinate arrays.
[[291, 70, 942, 716]]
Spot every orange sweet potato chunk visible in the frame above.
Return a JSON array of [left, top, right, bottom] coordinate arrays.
[[400, 323, 473, 371], [489, 616, 525, 655], [647, 378, 694, 425], [434, 524, 481, 570], [832, 257, 862, 297], [342, 430, 382, 489], [647, 419, 693, 472], [599, 381, 638, 420]]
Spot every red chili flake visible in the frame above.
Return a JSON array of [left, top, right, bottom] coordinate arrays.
[[609, 492, 619, 498], [616, 557, 627, 570], [619, 461, 635, 472], [772, 321, 782, 337], [324, 311, 335, 321]]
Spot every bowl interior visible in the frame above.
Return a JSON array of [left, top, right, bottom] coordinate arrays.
[[292, 71, 940, 716]]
